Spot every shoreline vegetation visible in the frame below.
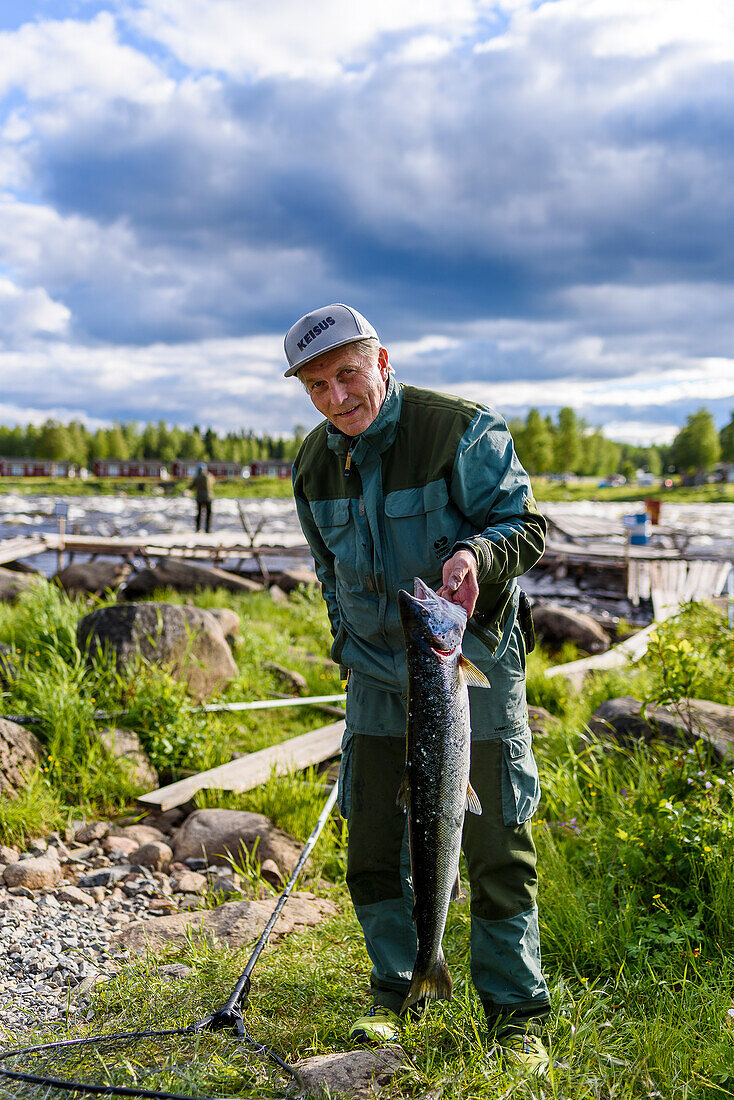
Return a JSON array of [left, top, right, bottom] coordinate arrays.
[[1, 575, 733, 1094], [2, 474, 734, 504]]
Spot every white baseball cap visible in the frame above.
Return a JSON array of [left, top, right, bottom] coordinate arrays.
[[283, 303, 379, 377]]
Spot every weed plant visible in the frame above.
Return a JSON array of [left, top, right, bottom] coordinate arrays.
[[2, 586, 734, 1095]]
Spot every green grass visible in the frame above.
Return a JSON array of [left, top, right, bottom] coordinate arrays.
[[2, 587, 734, 1097], [4, 473, 734, 504], [0, 475, 294, 498]]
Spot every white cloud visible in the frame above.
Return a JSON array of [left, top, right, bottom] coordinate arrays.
[[0, 277, 69, 341], [601, 420, 678, 446], [0, 12, 171, 101], [122, 0, 476, 78]]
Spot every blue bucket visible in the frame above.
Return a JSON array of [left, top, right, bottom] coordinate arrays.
[[623, 513, 650, 545]]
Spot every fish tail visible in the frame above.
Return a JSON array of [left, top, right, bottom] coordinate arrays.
[[401, 953, 453, 1013]]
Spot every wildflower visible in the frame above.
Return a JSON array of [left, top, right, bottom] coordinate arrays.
[[703, 846, 712, 853], [705, 782, 712, 789]]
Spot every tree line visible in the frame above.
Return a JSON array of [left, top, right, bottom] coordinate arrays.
[[0, 406, 731, 478], [510, 406, 733, 479], [0, 420, 307, 467]]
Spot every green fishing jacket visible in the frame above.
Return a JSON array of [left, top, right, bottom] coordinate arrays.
[[292, 375, 546, 698]]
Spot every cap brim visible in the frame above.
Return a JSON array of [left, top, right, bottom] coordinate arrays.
[[284, 334, 375, 377]]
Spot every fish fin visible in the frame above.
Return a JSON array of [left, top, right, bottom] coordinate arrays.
[[401, 952, 453, 1013], [450, 872, 462, 902], [396, 771, 410, 813], [466, 782, 483, 815], [459, 656, 490, 688]]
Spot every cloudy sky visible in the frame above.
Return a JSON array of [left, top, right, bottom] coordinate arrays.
[[1, 0, 732, 444]]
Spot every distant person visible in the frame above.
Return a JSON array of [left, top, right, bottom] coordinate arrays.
[[189, 463, 215, 533]]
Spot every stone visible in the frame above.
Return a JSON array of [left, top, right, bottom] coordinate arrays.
[[139, 807, 187, 835], [0, 845, 19, 864], [205, 608, 240, 644], [77, 866, 131, 888], [75, 821, 109, 844], [271, 568, 318, 594], [588, 696, 734, 760], [0, 718, 44, 796], [0, 895, 36, 914], [0, 567, 39, 604], [76, 602, 238, 701], [4, 856, 61, 890], [293, 1047, 407, 1098], [527, 706, 560, 736], [52, 560, 131, 597], [102, 835, 140, 858], [120, 559, 262, 599], [110, 824, 168, 846], [170, 870, 207, 894], [268, 584, 288, 605], [532, 602, 611, 654], [260, 859, 284, 887], [113, 891, 336, 955], [56, 885, 96, 906], [173, 809, 305, 879], [263, 661, 308, 695], [92, 728, 158, 790], [130, 841, 173, 872]]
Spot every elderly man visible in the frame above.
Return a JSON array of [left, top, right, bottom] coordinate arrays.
[[285, 304, 551, 1074]]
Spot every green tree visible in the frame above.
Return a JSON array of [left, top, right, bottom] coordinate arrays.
[[36, 420, 73, 461], [553, 407, 581, 474], [522, 408, 553, 474], [105, 423, 130, 460], [720, 412, 734, 463], [670, 408, 721, 477]]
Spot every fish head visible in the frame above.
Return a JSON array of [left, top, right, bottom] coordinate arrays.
[[398, 577, 468, 656]]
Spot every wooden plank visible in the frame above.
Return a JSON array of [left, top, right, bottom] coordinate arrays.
[[544, 617, 671, 691], [137, 719, 345, 812], [0, 537, 51, 565]]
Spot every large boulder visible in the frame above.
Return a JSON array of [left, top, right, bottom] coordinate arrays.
[[0, 718, 44, 795], [4, 855, 61, 890], [588, 696, 734, 759], [120, 559, 262, 599], [174, 808, 305, 878], [76, 602, 238, 700], [113, 891, 335, 955], [294, 1048, 406, 1099], [532, 602, 611, 654], [0, 567, 38, 604], [53, 560, 131, 596]]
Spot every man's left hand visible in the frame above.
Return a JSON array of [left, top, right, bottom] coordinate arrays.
[[438, 549, 479, 617]]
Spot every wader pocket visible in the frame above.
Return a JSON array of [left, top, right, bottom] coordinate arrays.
[[337, 728, 354, 819], [500, 728, 540, 825]]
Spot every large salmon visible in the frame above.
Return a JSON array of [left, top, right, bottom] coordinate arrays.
[[397, 577, 489, 1013]]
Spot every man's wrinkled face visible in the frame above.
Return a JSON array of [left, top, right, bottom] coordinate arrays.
[[298, 344, 390, 436]]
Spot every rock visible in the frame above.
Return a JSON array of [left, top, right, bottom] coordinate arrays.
[[0, 895, 36, 913], [532, 602, 611, 654], [56, 885, 96, 906], [0, 718, 44, 796], [0, 567, 39, 603], [263, 661, 308, 695], [130, 841, 173, 872], [102, 835, 140, 858], [110, 824, 168, 846], [271, 568, 318, 594], [77, 602, 238, 700], [92, 728, 158, 790], [121, 558, 263, 599], [268, 584, 288, 605], [158, 963, 193, 980], [77, 866, 131, 888], [293, 1047, 407, 1098], [139, 807, 187, 835], [260, 859, 284, 887], [4, 856, 61, 890], [527, 706, 560, 735], [52, 560, 131, 597], [170, 870, 207, 894], [174, 809, 305, 878], [113, 891, 336, 954], [0, 845, 19, 864], [588, 696, 734, 760], [205, 608, 240, 645], [75, 821, 109, 844]]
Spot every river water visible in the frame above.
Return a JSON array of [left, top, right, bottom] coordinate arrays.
[[1, 492, 733, 576]]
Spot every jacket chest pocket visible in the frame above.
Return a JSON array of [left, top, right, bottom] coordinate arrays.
[[310, 497, 364, 590], [384, 479, 459, 586]]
